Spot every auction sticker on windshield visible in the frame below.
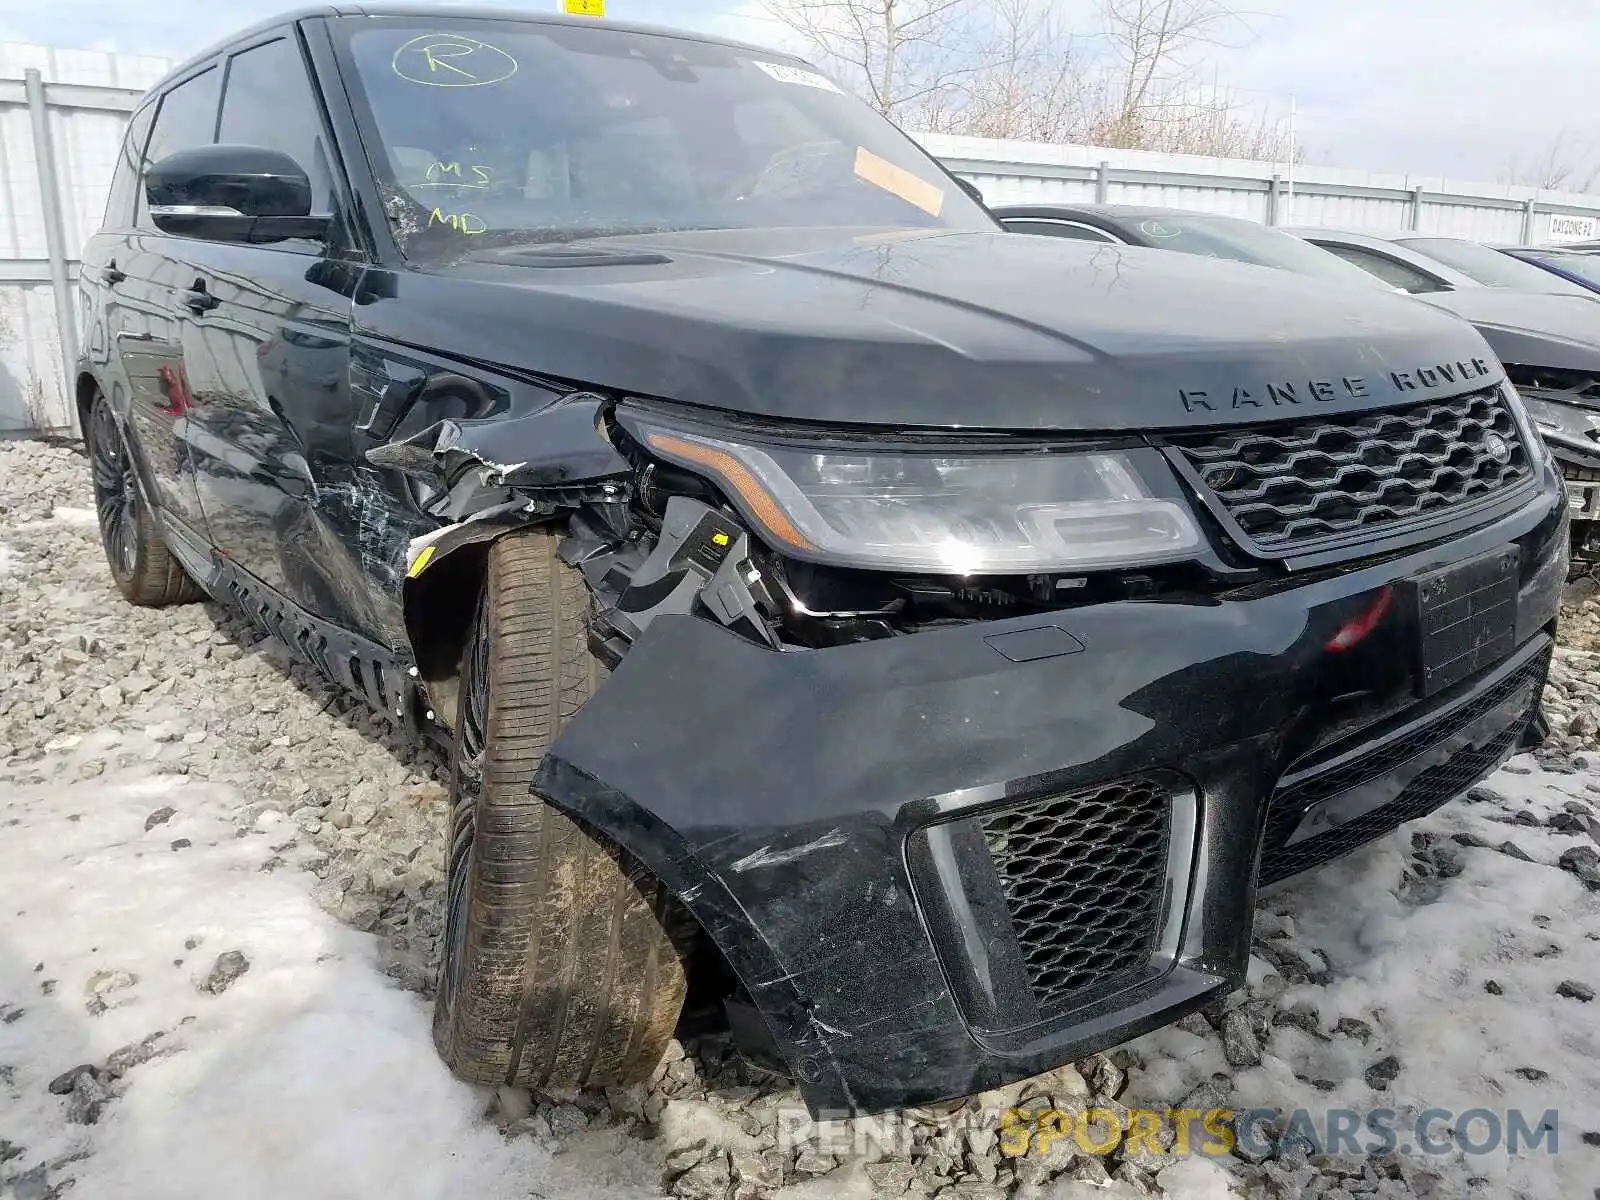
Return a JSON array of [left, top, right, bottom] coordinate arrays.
[[752, 60, 843, 93]]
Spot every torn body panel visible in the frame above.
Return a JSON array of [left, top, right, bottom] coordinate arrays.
[[369, 397, 631, 523], [532, 484, 1564, 1114]]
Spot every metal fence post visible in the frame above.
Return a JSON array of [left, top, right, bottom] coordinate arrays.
[[1522, 197, 1538, 243], [1095, 161, 1111, 204], [25, 67, 80, 433], [1267, 174, 1281, 226], [1408, 185, 1425, 232]]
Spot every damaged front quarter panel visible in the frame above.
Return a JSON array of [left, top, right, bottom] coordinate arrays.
[[368, 379, 637, 727], [367, 390, 632, 524]]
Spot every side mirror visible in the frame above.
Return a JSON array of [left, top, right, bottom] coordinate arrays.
[[145, 145, 331, 243]]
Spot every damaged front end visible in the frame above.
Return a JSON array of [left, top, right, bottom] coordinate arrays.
[[380, 384, 1565, 1116], [1507, 366, 1600, 567]]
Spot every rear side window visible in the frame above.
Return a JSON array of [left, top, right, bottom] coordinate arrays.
[[103, 104, 155, 230], [218, 37, 337, 216], [1001, 219, 1117, 243], [137, 66, 222, 228], [1318, 245, 1444, 294], [1396, 236, 1593, 296]]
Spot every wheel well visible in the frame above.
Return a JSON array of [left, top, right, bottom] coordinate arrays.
[[76, 372, 99, 435], [402, 540, 491, 729]]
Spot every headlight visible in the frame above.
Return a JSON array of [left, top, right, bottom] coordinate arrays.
[[628, 418, 1202, 573], [1518, 391, 1600, 449]]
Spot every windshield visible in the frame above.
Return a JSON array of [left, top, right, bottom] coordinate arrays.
[[1518, 249, 1600, 288], [335, 19, 996, 257], [1394, 237, 1593, 295], [1124, 213, 1390, 289]]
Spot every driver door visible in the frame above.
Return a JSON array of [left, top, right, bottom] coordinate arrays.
[[181, 32, 397, 643]]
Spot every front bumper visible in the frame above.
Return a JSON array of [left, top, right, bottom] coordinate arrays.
[[535, 484, 1567, 1115]]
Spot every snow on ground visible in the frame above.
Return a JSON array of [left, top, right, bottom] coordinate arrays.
[[0, 746, 660, 1200], [1123, 756, 1600, 1199], [3, 439, 1600, 1199]]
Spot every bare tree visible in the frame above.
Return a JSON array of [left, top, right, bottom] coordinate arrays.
[[1087, 80, 1296, 160], [762, 0, 1300, 163], [1101, 0, 1237, 109], [761, 0, 977, 122], [1499, 130, 1600, 194], [949, 0, 1091, 142], [1094, 0, 1250, 148]]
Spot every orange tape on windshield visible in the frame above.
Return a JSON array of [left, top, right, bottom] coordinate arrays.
[[853, 147, 945, 218]]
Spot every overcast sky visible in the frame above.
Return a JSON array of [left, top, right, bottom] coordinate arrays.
[[2, 0, 1593, 184]]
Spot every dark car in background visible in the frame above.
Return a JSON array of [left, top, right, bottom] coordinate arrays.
[[1500, 244, 1600, 296], [993, 203, 1390, 291], [1291, 229, 1600, 568], [76, 6, 1567, 1116]]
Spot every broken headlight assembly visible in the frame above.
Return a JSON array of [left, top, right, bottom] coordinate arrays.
[[620, 413, 1203, 574], [1519, 392, 1600, 456]]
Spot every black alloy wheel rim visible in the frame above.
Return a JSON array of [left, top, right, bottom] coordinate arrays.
[[89, 402, 139, 579]]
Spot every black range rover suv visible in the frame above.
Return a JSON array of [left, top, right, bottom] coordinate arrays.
[[76, 4, 1568, 1115]]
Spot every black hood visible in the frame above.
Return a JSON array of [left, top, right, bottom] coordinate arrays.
[[1417, 289, 1600, 375], [360, 228, 1501, 432]]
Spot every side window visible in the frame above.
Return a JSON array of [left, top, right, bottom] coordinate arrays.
[[218, 37, 337, 217], [103, 105, 155, 230], [1001, 219, 1118, 243], [1320, 245, 1444, 294], [137, 67, 223, 228]]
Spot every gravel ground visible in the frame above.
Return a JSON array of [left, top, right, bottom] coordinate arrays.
[[2, 439, 1598, 1200]]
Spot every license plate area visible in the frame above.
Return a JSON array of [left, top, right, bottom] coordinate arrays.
[[1408, 546, 1519, 697]]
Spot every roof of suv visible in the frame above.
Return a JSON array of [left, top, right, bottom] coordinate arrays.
[[158, 3, 790, 91]]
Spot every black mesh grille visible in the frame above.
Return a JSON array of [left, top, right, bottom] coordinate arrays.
[[981, 778, 1171, 1011], [1259, 725, 1523, 885], [1258, 649, 1549, 885], [1172, 389, 1530, 551]]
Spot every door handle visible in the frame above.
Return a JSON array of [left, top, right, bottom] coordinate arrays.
[[102, 262, 126, 285], [182, 285, 219, 314]]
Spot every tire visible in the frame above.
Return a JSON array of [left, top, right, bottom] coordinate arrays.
[[432, 529, 691, 1090], [86, 391, 203, 607]]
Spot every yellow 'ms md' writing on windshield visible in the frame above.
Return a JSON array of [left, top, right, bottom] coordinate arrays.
[[423, 162, 492, 188], [428, 208, 488, 235]]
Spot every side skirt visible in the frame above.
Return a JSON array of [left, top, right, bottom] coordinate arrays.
[[166, 523, 443, 749]]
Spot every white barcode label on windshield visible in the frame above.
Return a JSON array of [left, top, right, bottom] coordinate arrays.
[[752, 60, 842, 93]]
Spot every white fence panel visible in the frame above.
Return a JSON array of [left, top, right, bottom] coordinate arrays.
[[0, 279, 70, 431], [0, 42, 166, 434]]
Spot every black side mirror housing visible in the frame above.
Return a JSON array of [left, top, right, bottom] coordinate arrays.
[[145, 145, 331, 243]]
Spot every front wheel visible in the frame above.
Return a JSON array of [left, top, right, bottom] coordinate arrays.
[[432, 529, 691, 1089], [86, 391, 202, 606]]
